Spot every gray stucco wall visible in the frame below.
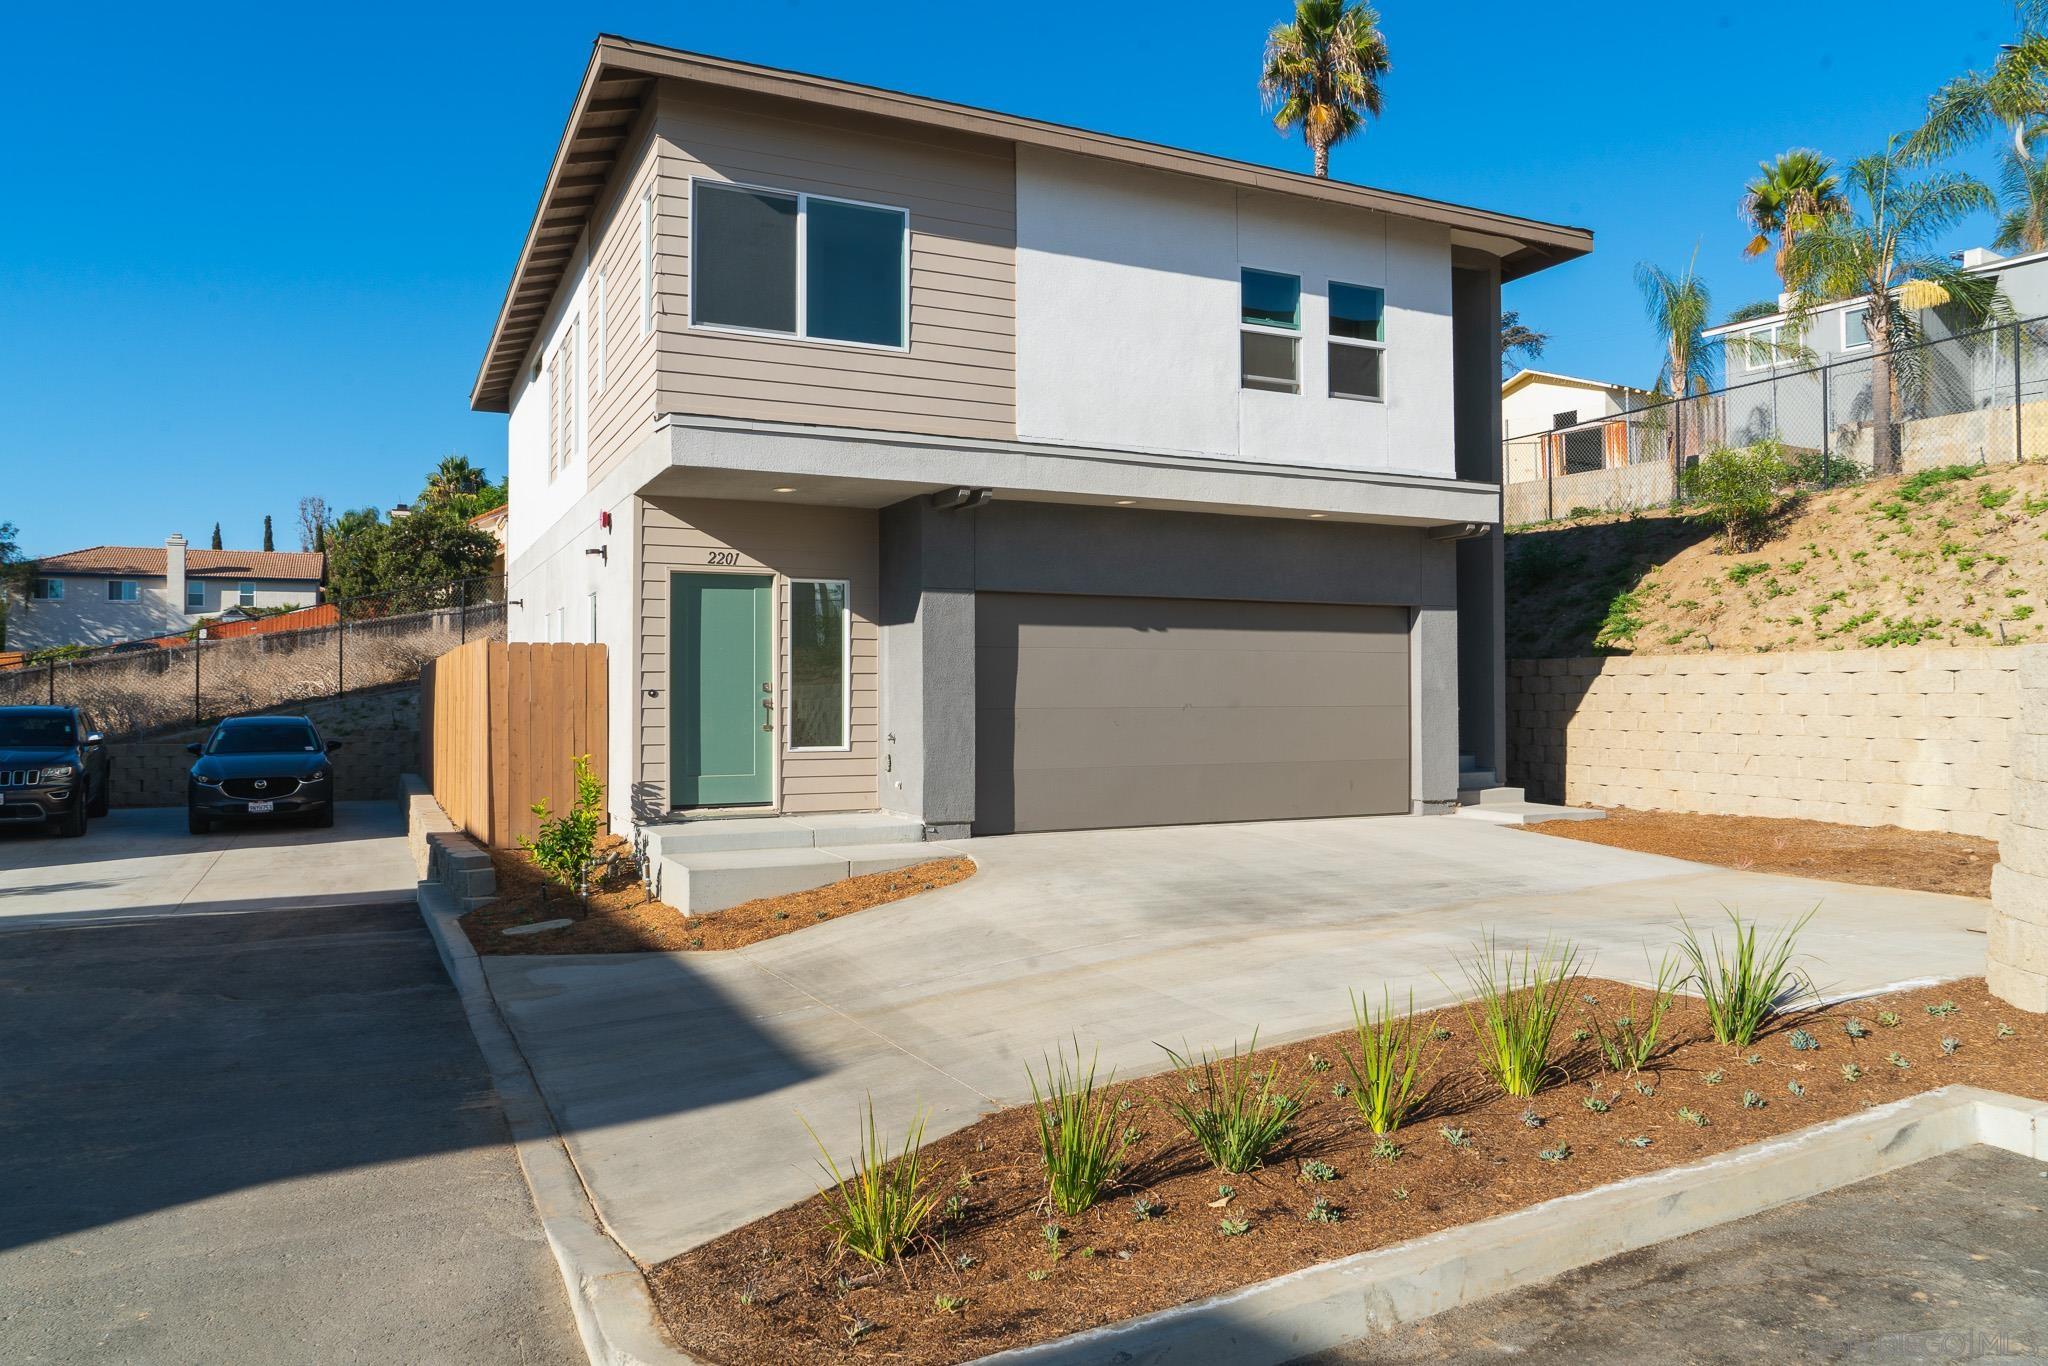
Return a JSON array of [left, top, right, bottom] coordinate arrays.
[[879, 497, 1461, 834]]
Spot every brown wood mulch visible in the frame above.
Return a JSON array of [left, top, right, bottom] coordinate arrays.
[[458, 836, 976, 955], [647, 977, 2046, 1366], [1518, 807, 1999, 899]]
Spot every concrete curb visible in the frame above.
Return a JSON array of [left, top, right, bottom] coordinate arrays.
[[972, 1086, 2048, 1365], [416, 880, 700, 1366]]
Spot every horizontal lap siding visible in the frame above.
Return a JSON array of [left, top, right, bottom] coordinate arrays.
[[639, 496, 881, 815], [651, 83, 1016, 441], [588, 119, 662, 491]]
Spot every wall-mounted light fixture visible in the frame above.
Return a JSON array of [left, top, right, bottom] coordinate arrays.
[[585, 545, 608, 565]]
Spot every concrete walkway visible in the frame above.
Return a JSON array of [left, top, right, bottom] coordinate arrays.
[[481, 814, 1991, 1265]]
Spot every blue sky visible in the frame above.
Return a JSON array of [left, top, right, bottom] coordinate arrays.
[[0, 0, 2022, 556]]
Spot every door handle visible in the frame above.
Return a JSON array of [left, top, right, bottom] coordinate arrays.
[[761, 698, 773, 710]]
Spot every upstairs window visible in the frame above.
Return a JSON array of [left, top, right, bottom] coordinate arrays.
[[237, 582, 256, 608], [29, 578, 62, 601], [1841, 306, 1871, 350], [1739, 323, 1783, 372], [639, 187, 656, 336], [107, 579, 139, 602], [691, 181, 908, 348], [1328, 281, 1386, 401], [186, 581, 206, 610], [1240, 268, 1301, 393]]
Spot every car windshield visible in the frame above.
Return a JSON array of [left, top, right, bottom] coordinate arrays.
[[0, 713, 76, 747], [207, 722, 321, 755]]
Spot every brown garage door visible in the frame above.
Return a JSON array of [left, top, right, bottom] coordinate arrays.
[[974, 593, 1410, 835]]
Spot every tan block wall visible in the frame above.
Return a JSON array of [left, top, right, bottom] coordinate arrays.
[[1506, 647, 2034, 841], [1991, 648, 2048, 1011]]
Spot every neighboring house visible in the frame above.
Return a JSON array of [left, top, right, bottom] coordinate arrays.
[[473, 37, 1589, 838], [1501, 369, 1658, 483], [7, 536, 325, 650], [469, 504, 510, 576]]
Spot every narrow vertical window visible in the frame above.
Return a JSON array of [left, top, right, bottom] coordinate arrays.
[[788, 580, 850, 750], [237, 583, 256, 608], [1239, 268, 1301, 393], [640, 187, 655, 336], [1328, 282, 1386, 401]]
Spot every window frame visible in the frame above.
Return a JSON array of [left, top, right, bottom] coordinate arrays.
[[593, 269, 607, 396], [237, 582, 256, 608], [1327, 280, 1388, 404], [107, 579, 139, 602], [686, 178, 912, 354], [1238, 267, 1303, 394], [30, 577, 63, 602], [1741, 322, 1783, 373], [186, 580, 206, 611], [1840, 306, 1871, 352], [785, 577, 852, 753]]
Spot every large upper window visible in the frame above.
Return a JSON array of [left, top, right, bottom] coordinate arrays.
[[1328, 281, 1386, 401], [1240, 268, 1301, 393], [691, 181, 908, 349], [29, 578, 62, 601], [107, 580, 139, 602], [186, 581, 206, 610], [237, 582, 256, 608], [788, 580, 850, 750]]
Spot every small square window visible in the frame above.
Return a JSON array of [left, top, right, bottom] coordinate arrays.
[[1241, 331, 1300, 393], [237, 583, 256, 608], [1329, 282, 1384, 342], [1329, 341, 1384, 401], [1240, 269, 1301, 330]]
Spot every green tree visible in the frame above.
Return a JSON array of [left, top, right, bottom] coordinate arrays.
[[210, 522, 223, 551], [1739, 150, 1846, 285], [1909, 4, 2048, 163], [1500, 311, 1548, 378], [1635, 253, 1716, 497], [262, 515, 274, 552], [324, 502, 497, 606], [1993, 147, 2048, 251], [422, 455, 488, 506], [1783, 144, 2006, 474], [1681, 441, 1794, 551], [0, 521, 30, 650], [1260, 0, 1390, 178]]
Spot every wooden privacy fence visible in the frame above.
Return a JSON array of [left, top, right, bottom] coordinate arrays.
[[421, 640, 607, 848]]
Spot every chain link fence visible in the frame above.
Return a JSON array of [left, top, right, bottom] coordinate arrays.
[[1506, 317, 2048, 526], [0, 576, 505, 738]]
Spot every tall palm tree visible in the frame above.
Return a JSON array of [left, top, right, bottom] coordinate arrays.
[[1910, 5, 2048, 163], [1784, 143, 2006, 474], [1635, 254, 1715, 495], [424, 455, 488, 505], [1739, 150, 1846, 284], [1260, 0, 1390, 178], [1499, 310, 1548, 378], [1993, 146, 2048, 251]]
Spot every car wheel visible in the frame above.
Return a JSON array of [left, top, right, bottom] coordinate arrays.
[[89, 773, 111, 817], [187, 809, 211, 836], [57, 802, 88, 839]]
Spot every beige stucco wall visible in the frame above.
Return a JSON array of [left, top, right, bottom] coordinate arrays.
[[1991, 647, 2048, 1010], [1506, 648, 2027, 840]]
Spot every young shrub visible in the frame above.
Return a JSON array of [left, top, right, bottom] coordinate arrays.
[[802, 1100, 940, 1266], [518, 754, 606, 904], [1675, 907, 1815, 1047], [1587, 954, 1682, 1073], [1454, 934, 1584, 1098], [1680, 440, 1794, 551], [1026, 1039, 1123, 1217], [1157, 1035, 1297, 1174], [1341, 987, 1433, 1135]]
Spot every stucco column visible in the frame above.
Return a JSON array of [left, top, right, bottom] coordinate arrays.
[[1989, 645, 2048, 1012], [878, 498, 977, 839]]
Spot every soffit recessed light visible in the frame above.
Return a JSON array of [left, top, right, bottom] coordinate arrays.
[[1309, 512, 1328, 519], [772, 486, 798, 494], [1114, 499, 1137, 506]]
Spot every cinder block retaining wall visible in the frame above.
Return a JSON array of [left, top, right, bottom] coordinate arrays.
[[1992, 651, 2048, 1011], [1506, 648, 2030, 840], [108, 684, 420, 808]]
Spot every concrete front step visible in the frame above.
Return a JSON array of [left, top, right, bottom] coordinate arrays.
[[1452, 802, 1607, 827], [1458, 784, 1525, 807], [656, 841, 965, 915], [644, 812, 926, 859]]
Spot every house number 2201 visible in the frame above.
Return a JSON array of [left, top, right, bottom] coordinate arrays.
[[706, 551, 740, 566]]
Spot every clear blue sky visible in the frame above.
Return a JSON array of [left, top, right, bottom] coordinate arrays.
[[0, 0, 2020, 556]]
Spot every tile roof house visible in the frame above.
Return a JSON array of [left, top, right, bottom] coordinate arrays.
[[8, 534, 325, 651]]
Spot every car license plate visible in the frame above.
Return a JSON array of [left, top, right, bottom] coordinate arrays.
[[247, 800, 274, 814]]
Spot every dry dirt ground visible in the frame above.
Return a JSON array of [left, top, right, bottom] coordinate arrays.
[[1519, 809, 1999, 899], [649, 978, 2042, 1366], [460, 838, 976, 955], [1507, 459, 2048, 659]]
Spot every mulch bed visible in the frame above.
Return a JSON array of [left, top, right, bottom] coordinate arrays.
[[459, 836, 976, 955], [1520, 808, 1999, 899], [648, 977, 2046, 1365]]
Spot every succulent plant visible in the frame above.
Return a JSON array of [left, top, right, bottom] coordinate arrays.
[[1788, 1029, 1818, 1051]]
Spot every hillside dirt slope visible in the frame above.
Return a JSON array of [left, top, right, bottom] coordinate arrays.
[[1506, 460, 2048, 658]]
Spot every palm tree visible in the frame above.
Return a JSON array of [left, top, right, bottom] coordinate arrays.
[[1260, 0, 1390, 178], [1910, 9, 2048, 163], [1993, 147, 2048, 251], [1739, 150, 1846, 284], [423, 455, 487, 505], [1783, 143, 2006, 474], [1499, 311, 1548, 377], [1635, 253, 1715, 496]]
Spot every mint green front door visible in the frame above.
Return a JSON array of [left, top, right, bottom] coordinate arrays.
[[672, 572, 774, 807]]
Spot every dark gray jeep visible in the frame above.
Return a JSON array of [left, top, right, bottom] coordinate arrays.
[[0, 705, 110, 837]]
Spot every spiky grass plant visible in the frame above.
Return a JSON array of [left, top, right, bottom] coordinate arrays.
[[1157, 1034, 1297, 1174], [1341, 987, 1433, 1134], [1026, 1038, 1123, 1216], [1454, 934, 1584, 1098], [1587, 953, 1682, 1074], [802, 1099, 941, 1265], [1676, 907, 1815, 1047]]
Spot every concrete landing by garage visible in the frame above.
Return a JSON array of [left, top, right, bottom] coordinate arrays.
[[481, 812, 1991, 1266]]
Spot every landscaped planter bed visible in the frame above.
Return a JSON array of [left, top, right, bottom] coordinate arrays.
[[647, 976, 2045, 1365], [460, 836, 976, 955]]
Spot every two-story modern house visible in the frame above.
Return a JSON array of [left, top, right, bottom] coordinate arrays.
[[473, 36, 1590, 840], [9, 536, 325, 650]]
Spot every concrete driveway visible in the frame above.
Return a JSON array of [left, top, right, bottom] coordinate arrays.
[[480, 813, 1991, 1265], [0, 805, 580, 1364], [0, 802, 416, 927]]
